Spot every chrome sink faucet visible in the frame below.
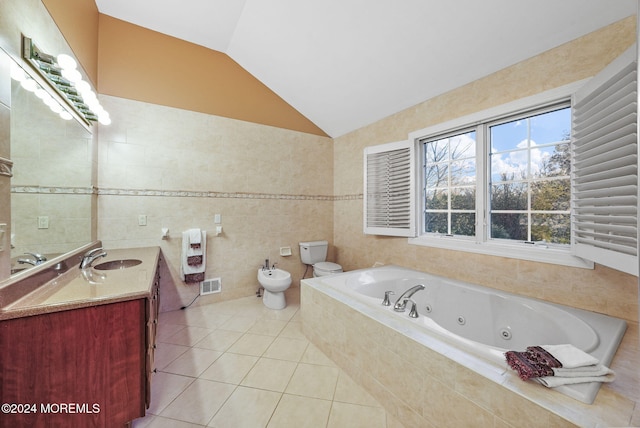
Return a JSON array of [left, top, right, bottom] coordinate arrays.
[[18, 252, 47, 266], [79, 247, 107, 269], [393, 284, 425, 312]]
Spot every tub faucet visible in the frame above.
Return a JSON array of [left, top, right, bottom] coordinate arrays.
[[79, 247, 107, 269], [393, 284, 425, 312]]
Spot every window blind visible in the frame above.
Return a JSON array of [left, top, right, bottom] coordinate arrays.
[[572, 46, 638, 276], [364, 140, 416, 237]]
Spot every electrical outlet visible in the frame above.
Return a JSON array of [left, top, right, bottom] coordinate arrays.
[[214, 214, 221, 224], [38, 216, 49, 229], [138, 215, 147, 226]]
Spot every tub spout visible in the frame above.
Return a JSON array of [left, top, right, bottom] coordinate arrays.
[[393, 284, 425, 312]]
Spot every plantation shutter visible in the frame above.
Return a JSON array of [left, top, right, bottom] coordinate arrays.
[[572, 45, 638, 276], [363, 140, 416, 237]]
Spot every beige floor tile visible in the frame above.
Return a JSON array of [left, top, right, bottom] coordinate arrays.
[[162, 347, 223, 377], [300, 343, 338, 367], [137, 415, 205, 428], [267, 394, 332, 428], [207, 386, 281, 428], [248, 318, 288, 336], [334, 372, 381, 407], [159, 379, 236, 425], [199, 352, 259, 384], [194, 329, 243, 351], [158, 310, 189, 326], [227, 333, 275, 356], [147, 372, 194, 415], [241, 358, 297, 392], [260, 304, 300, 321], [219, 315, 258, 332], [162, 326, 215, 346], [263, 336, 309, 362], [279, 321, 306, 340], [285, 363, 339, 400], [154, 342, 190, 370], [327, 402, 386, 428], [156, 323, 186, 341]]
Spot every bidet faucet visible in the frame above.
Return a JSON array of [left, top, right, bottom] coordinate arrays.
[[79, 247, 107, 269], [393, 284, 425, 312]]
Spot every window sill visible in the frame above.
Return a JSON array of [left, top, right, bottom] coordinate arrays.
[[408, 235, 594, 269]]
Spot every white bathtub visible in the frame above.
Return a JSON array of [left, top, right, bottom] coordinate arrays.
[[307, 265, 627, 404]]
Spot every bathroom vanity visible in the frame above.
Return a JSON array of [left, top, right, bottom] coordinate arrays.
[[0, 244, 160, 428]]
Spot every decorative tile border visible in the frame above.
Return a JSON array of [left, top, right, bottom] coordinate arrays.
[[11, 185, 364, 201], [0, 157, 13, 177], [11, 185, 96, 194]]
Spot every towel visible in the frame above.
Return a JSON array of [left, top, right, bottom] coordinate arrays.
[[186, 228, 203, 265], [181, 230, 206, 283], [188, 228, 202, 248], [538, 365, 616, 387], [505, 344, 615, 387], [505, 346, 562, 380], [540, 344, 599, 369]]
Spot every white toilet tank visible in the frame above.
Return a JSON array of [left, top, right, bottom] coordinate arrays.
[[299, 241, 328, 264], [299, 241, 344, 277]]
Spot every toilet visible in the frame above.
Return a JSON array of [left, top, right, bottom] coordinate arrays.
[[299, 240, 343, 277]]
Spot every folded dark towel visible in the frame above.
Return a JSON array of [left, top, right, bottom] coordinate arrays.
[[505, 346, 563, 381], [187, 255, 203, 266], [184, 272, 205, 283]]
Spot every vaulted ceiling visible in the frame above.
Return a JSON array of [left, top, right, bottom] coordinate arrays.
[[94, 0, 636, 137]]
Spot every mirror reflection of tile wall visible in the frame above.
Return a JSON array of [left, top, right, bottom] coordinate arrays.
[[10, 78, 93, 259]]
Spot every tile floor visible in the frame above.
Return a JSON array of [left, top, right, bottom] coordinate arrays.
[[132, 288, 397, 428]]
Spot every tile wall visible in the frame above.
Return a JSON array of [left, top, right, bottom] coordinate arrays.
[[97, 95, 334, 310]]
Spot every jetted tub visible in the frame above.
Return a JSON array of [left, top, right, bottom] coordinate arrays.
[[310, 265, 627, 404]]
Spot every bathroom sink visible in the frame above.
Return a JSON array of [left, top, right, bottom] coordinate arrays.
[[94, 259, 142, 270], [257, 268, 292, 288]]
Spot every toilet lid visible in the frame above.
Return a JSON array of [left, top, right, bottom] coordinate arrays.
[[314, 262, 342, 272]]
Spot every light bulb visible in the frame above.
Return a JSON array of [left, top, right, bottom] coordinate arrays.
[[98, 114, 111, 125], [56, 54, 77, 70], [49, 103, 63, 113], [61, 68, 82, 83], [35, 87, 48, 100], [59, 110, 73, 120], [74, 80, 91, 94], [20, 78, 37, 92]]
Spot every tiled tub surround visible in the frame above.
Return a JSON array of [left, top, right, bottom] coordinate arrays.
[[301, 277, 639, 427]]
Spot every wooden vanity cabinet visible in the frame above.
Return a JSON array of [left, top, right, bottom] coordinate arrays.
[[0, 264, 160, 427], [0, 300, 145, 427], [145, 266, 161, 408]]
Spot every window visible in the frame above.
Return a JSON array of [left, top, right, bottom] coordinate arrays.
[[413, 101, 578, 267], [488, 107, 571, 245], [365, 46, 636, 273], [423, 130, 477, 237]]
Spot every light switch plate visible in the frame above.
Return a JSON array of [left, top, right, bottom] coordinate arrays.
[[38, 216, 49, 229], [138, 215, 147, 226]]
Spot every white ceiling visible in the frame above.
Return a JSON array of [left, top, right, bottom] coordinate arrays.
[[95, 0, 636, 137]]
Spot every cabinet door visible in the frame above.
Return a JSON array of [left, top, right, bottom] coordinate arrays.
[[0, 300, 145, 428]]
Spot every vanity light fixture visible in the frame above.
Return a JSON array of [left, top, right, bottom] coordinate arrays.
[[20, 35, 111, 126]]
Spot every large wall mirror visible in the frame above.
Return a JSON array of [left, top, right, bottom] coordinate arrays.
[[10, 58, 94, 274]]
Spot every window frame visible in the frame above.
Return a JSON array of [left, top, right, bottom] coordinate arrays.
[[408, 81, 594, 269]]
